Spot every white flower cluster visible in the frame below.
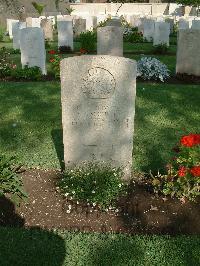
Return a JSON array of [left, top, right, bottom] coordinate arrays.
[[137, 57, 170, 82]]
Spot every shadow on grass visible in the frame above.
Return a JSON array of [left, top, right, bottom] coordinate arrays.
[[0, 196, 66, 266], [51, 129, 65, 171], [133, 83, 200, 173], [0, 196, 24, 227]]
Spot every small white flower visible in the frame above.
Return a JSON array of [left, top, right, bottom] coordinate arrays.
[[115, 209, 119, 213], [92, 190, 95, 194], [92, 202, 96, 207], [64, 192, 69, 196], [66, 210, 71, 214], [72, 190, 75, 194], [76, 201, 79, 204], [68, 204, 72, 209], [105, 208, 108, 212], [118, 184, 122, 188]]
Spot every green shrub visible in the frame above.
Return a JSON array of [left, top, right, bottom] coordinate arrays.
[[153, 43, 169, 54], [58, 163, 127, 210], [0, 26, 4, 41], [0, 47, 13, 78], [45, 40, 51, 49], [49, 53, 61, 78], [0, 155, 27, 205], [151, 134, 200, 202], [11, 65, 43, 81], [123, 27, 144, 43], [79, 31, 96, 53]]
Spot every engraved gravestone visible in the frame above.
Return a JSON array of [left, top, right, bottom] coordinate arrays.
[[57, 20, 73, 50], [12, 22, 26, 49], [153, 22, 170, 46], [20, 27, 46, 74], [61, 55, 137, 180], [176, 29, 200, 76], [97, 26, 123, 57]]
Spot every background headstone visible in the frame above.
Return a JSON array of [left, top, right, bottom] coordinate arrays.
[[143, 19, 155, 41], [176, 29, 200, 76], [26, 17, 32, 27], [153, 21, 170, 46], [97, 26, 123, 57], [7, 19, 19, 39], [20, 27, 46, 75], [191, 20, 200, 29], [40, 18, 53, 41], [57, 20, 73, 50], [60, 55, 137, 179], [74, 18, 86, 37], [178, 18, 190, 29], [12, 22, 27, 49]]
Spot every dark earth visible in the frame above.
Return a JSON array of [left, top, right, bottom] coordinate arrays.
[[1, 169, 199, 235]]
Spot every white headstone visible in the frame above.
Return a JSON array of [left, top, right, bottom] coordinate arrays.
[[31, 18, 41, 28], [191, 20, 200, 29], [82, 15, 97, 31], [12, 22, 26, 50], [40, 18, 53, 41], [60, 55, 137, 179], [143, 19, 155, 41], [20, 27, 46, 75], [178, 18, 190, 29], [176, 29, 200, 76], [7, 19, 19, 39], [97, 26, 123, 57], [74, 18, 86, 37], [153, 22, 170, 46], [57, 20, 73, 50]]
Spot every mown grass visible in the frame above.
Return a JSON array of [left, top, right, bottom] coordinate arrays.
[[0, 81, 199, 173], [0, 227, 200, 266]]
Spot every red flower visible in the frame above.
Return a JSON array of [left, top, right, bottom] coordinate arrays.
[[178, 166, 187, 177], [80, 48, 87, 54], [180, 134, 200, 147], [48, 50, 56, 55], [190, 166, 200, 177], [49, 58, 55, 63]]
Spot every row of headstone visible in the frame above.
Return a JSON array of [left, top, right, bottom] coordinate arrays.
[[142, 19, 170, 46], [178, 17, 200, 29], [8, 14, 200, 80]]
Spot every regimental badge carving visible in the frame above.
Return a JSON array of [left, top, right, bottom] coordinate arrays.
[[81, 67, 116, 99]]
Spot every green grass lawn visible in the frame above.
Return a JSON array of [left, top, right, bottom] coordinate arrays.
[[0, 29, 200, 265], [0, 227, 199, 266], [0, 81, 199, 173]]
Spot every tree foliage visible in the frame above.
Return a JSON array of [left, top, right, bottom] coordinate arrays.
[[31, 2, 46, 16], [175, 0, 200, 7]]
